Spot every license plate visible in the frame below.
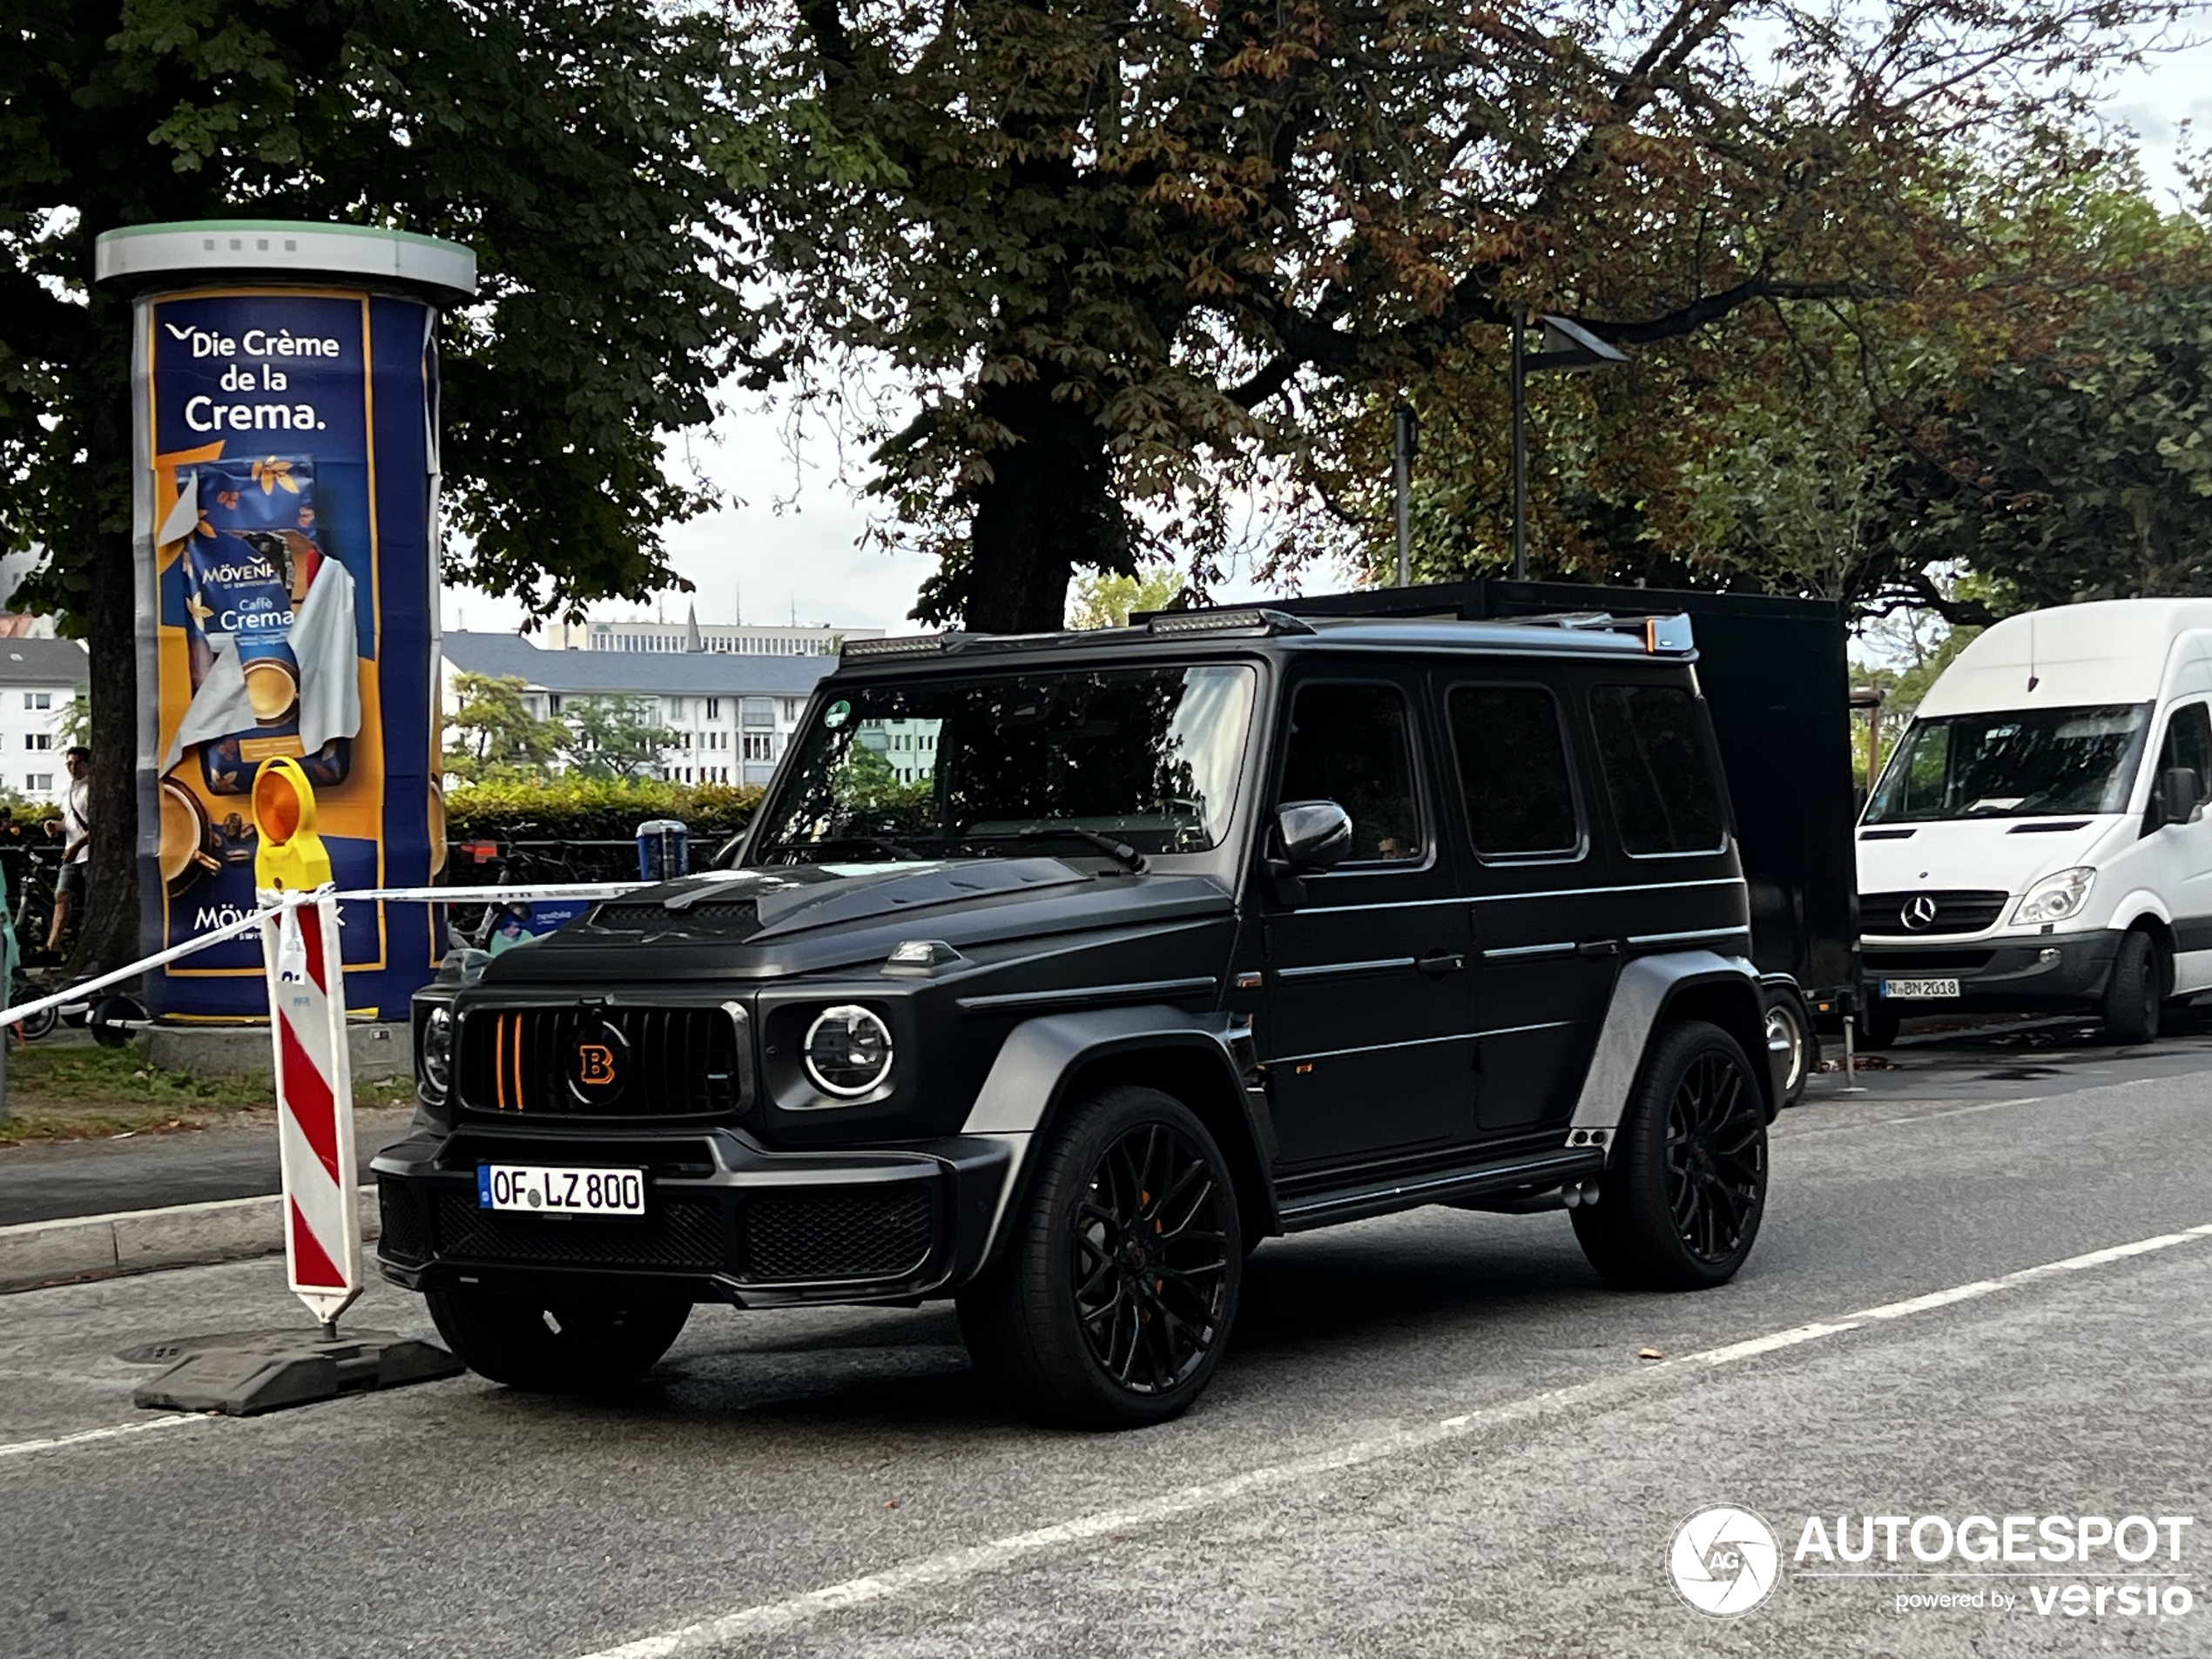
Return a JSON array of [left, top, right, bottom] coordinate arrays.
[[477, 1163, 645, 1217], [1880, 978, 1959, 1000]]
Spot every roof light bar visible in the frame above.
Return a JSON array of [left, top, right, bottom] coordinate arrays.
[[842, 631, 958, 659], [1145, 608, 1315, 637]]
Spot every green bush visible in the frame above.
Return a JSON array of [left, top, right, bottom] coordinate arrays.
[[444, 774, 765, 844]]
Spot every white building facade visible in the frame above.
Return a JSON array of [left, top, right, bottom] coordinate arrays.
[[542, 611, 884, 658], [441, 632, 838, 788], [0, 639, 90, 802]]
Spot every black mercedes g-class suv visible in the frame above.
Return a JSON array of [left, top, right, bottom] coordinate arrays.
[[375, 607, 1777, 1426]]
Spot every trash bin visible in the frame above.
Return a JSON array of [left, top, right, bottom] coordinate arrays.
[[637, 819, 689, 882]]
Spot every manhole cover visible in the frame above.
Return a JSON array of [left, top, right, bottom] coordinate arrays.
[[117, 1329, 396, 1365], [1975, 1066, 2064, 1081]]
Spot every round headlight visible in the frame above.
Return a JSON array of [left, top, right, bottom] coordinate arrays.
[[803, 1004, 894, 1098], [419, 1003, 455, 1099]]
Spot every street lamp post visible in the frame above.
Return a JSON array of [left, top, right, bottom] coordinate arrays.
[[1511, 314, 1629, 582]]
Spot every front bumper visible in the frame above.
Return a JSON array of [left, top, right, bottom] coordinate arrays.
[[370, 1123, 1016, 1308], [1863, 929, 2123, 1014]]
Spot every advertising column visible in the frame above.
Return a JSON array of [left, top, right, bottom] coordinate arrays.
[[95, 222, 476, 1020]]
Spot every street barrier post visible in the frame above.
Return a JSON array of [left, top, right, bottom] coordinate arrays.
[[253, 759, 361, 1337], [132, 759, 462, 1414]]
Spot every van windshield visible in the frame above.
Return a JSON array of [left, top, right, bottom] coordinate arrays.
[[745, 663, 1258, 864], [1865, 705, 2151, 823]]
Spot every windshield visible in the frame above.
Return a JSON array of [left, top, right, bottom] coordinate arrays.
[[745, 664, 1258, 864], [1865, 704, 2151, 823]]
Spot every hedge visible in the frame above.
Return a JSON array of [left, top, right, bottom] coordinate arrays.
[[443, 775, 765, 844]]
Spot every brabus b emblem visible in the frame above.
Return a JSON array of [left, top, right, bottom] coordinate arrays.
[[1901, 894, 1940, 931], [569, 1024, 629, 1107]]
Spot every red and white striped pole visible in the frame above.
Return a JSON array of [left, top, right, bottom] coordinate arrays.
[[253, 759, 361, 1335]]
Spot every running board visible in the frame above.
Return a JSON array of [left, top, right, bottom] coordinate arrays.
[[1275, 1148, 1607, 1231]]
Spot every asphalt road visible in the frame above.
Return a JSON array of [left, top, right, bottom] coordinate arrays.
[[5, 1028, 2212, 1657]]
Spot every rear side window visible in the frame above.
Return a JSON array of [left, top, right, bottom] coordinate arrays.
[[1590, 683, 1727, 855], [1278, 683, 1425, 862], [1447, 685, 1579, 858], [2158, 703, 2212, 805]]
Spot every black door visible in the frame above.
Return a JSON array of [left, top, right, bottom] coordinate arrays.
[[1440, 675, 1620, 1134], [1262, 673, 1474, 1164]]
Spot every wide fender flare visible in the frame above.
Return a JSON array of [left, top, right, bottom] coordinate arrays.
[[1567, 951, 1770, 1153], [959, 1004, 1264, 1273]]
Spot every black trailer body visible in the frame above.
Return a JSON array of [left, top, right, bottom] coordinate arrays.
[[1266, 581, 1859, 1013]]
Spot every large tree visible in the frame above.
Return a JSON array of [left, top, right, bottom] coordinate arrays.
[[3, 0, 757, 969], [739, 0, 2179, 632]]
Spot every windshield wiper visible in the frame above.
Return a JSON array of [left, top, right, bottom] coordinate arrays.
[[964, 825, 1147, 873]]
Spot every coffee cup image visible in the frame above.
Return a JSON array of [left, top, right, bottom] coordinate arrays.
[[158, 778, 224, 896], [241, 654, 300, 724]]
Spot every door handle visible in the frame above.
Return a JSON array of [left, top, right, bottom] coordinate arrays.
[[1576, 938, 1622, 959], [1418, 950, 1467, 974]]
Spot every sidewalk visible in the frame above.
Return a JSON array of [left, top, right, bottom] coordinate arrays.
[[0, 1107, 415, 1227]]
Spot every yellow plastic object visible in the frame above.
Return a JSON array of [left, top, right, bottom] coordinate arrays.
[[253, 757, 334, 891]]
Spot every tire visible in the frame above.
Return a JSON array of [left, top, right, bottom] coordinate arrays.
[[957, 1085, 1242, 1429], [425, 1288, 690, 1392], [1763, 993, 1814, 1108], [1858, 999, 1901, 1051], [1572, 1020, 1768, 1291], [2101, 928, 2164, 1045]]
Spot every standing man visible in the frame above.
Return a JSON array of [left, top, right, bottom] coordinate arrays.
[[48, 745, 91, 954]]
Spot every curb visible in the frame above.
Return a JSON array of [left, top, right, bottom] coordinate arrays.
[[0, 1187, 380, 1292]]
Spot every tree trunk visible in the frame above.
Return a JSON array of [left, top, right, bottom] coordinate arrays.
[[963, 381, 1127, 634], [68, 294, 143, 979]]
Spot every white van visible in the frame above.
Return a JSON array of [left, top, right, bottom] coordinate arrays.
[[1857, 598, 2212, 1047]]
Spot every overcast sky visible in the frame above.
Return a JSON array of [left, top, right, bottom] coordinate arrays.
[[441, 40, 2212, 641]]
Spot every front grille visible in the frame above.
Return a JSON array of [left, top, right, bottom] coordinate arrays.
[[1865, 949, 1996, 972], [1860, 889, 2008, 936], [377, 1177, 433, 1264], [431, 1189, 730, 1270], [459, 1005, 741, 1116], [742, 1189, 934, 1283]]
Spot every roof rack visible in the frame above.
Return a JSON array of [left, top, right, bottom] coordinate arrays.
[[1499, 610, 1696, 654]]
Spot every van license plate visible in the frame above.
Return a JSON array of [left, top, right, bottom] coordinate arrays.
[[477, 1164, 645, 1217], [1879, 978, 1959, 1000]]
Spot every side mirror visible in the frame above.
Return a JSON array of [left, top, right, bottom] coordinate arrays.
[[1275, 799, 1354, 872], [2150, 765, 2205, 832]]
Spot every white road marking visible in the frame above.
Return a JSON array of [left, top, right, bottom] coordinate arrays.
[[0, 1413, 205, 1462], [570, 1220, 2212, 1659]]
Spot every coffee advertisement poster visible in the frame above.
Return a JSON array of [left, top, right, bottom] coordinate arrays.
[[132, 287, 445, 1019]]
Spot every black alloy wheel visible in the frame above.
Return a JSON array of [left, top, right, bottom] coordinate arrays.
[[1069, 1121, 1234, 1396], [1663, 1049, 1765, 1265], [958, 1085, 1242, 1429], [1572, 1019, 1768, 1291]]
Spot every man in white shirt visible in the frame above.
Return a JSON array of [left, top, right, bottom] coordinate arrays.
[[48, 745, 90, 952]]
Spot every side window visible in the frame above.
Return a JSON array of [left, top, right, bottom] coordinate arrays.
[[1590, 683, 1728, 856], [1278, 682, 1425, 863], [1448, 685, 1580, 859], [2157, 703, 2212, 804]]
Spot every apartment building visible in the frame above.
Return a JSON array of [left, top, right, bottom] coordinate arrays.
[[441, 631, 838, 786], [541, 609, 884, 658], [0, 638, 89, 802]]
